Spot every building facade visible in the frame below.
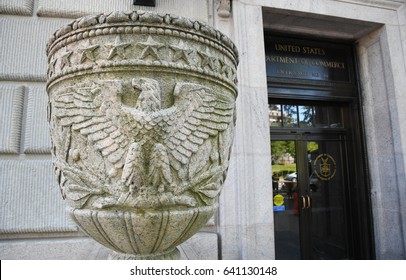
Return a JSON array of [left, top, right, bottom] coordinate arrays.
[[0, 0, 405, 259]]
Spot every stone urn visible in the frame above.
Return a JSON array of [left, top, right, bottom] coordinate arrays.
[[46, 10, 238, 260]]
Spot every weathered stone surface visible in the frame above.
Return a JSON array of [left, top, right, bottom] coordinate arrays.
[[0, 231, 217, 259], [219, 2, 275, 260], [180, 231, 220, 260], [0, 237, 109, 260], [0, 85, 24, 154], [24, 85, 52, 154], [335, 0, 405, 10], [37, 0, 209, 22], [358, 31, 406, 259], [46, 10, 238, 259], [217, 0, 231, 18], [0, 0, 34, 16], [0, 160, 77, 234], [0, 17, 71, 82]]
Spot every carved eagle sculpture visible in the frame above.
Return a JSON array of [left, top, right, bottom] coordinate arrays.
[[53, 78, 235, 209]]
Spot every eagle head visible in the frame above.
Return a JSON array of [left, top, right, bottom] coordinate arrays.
[[132, 78, 161, 113]]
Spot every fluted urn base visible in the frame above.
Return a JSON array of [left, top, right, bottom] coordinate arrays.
[[108, 248, 180, 260], [68, 205, 216, 259]]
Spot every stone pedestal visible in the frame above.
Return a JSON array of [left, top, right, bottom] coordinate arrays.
[[46, 10, 238, 259]]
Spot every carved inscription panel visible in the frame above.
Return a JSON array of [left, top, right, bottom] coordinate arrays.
[[265, 36, 352, 82]]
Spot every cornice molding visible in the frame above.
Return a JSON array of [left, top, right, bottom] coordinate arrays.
[[335, 0, 405, 10]]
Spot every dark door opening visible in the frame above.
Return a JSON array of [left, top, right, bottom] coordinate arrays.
[[270, 101, 351, 259], [266, 34, 374, 259], [272, 132, 350, 259]]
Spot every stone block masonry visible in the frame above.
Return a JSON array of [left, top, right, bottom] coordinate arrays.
[[0, 160, 77, 234], [24, 85, 52, 154], [0, 0, 34, 16], [0, 17, 71, 82], [36, 0, 209, 22], [0, 85, 24, 154]]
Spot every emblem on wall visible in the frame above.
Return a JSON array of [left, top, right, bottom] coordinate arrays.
[[313, 153, 337, 181]]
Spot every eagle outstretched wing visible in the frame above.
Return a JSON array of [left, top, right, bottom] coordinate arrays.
[[53, 81, 130, 175], [51, 79, 235, 208], [164, 82, 235, 170]]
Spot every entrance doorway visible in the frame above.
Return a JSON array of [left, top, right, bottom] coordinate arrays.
[[270, 102, 350, 259], [266, 34, 374, 259]]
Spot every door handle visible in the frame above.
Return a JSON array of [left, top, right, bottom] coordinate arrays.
[[301, 196, 306, 209], [306, 195, 311, 208]]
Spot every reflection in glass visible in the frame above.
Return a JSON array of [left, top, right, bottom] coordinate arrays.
[[282, 105, 298, 127], [299, 106, 313, 127], [328, 106, 342, 128], [307, 141, 319, 155], [272, 140, 300, 259], [269, 104, 282, 127], [313, 106, 329, 128], [269, 102, 343, 129], [308, 140, 348, 259]]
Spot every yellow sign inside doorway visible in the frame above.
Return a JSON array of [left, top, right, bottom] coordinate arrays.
[[273, 194, 284, 206]]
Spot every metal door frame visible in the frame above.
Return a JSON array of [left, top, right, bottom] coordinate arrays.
[[271, 131, 351, 259]]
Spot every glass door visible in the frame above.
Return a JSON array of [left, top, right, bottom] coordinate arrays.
[[272, 134, 350, 259], [271, 139, 300, 259], [270, 102, 351, 259], [306, 135, 349, 259]]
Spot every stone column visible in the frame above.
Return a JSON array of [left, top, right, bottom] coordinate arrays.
[[218, 1, 275, 259]]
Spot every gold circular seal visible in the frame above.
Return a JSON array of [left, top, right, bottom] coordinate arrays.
[[314, 153, 337, 181], [273, 194, 284, 206]]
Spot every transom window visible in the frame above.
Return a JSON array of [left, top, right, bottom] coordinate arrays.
[[269, 103, 343, 128]]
